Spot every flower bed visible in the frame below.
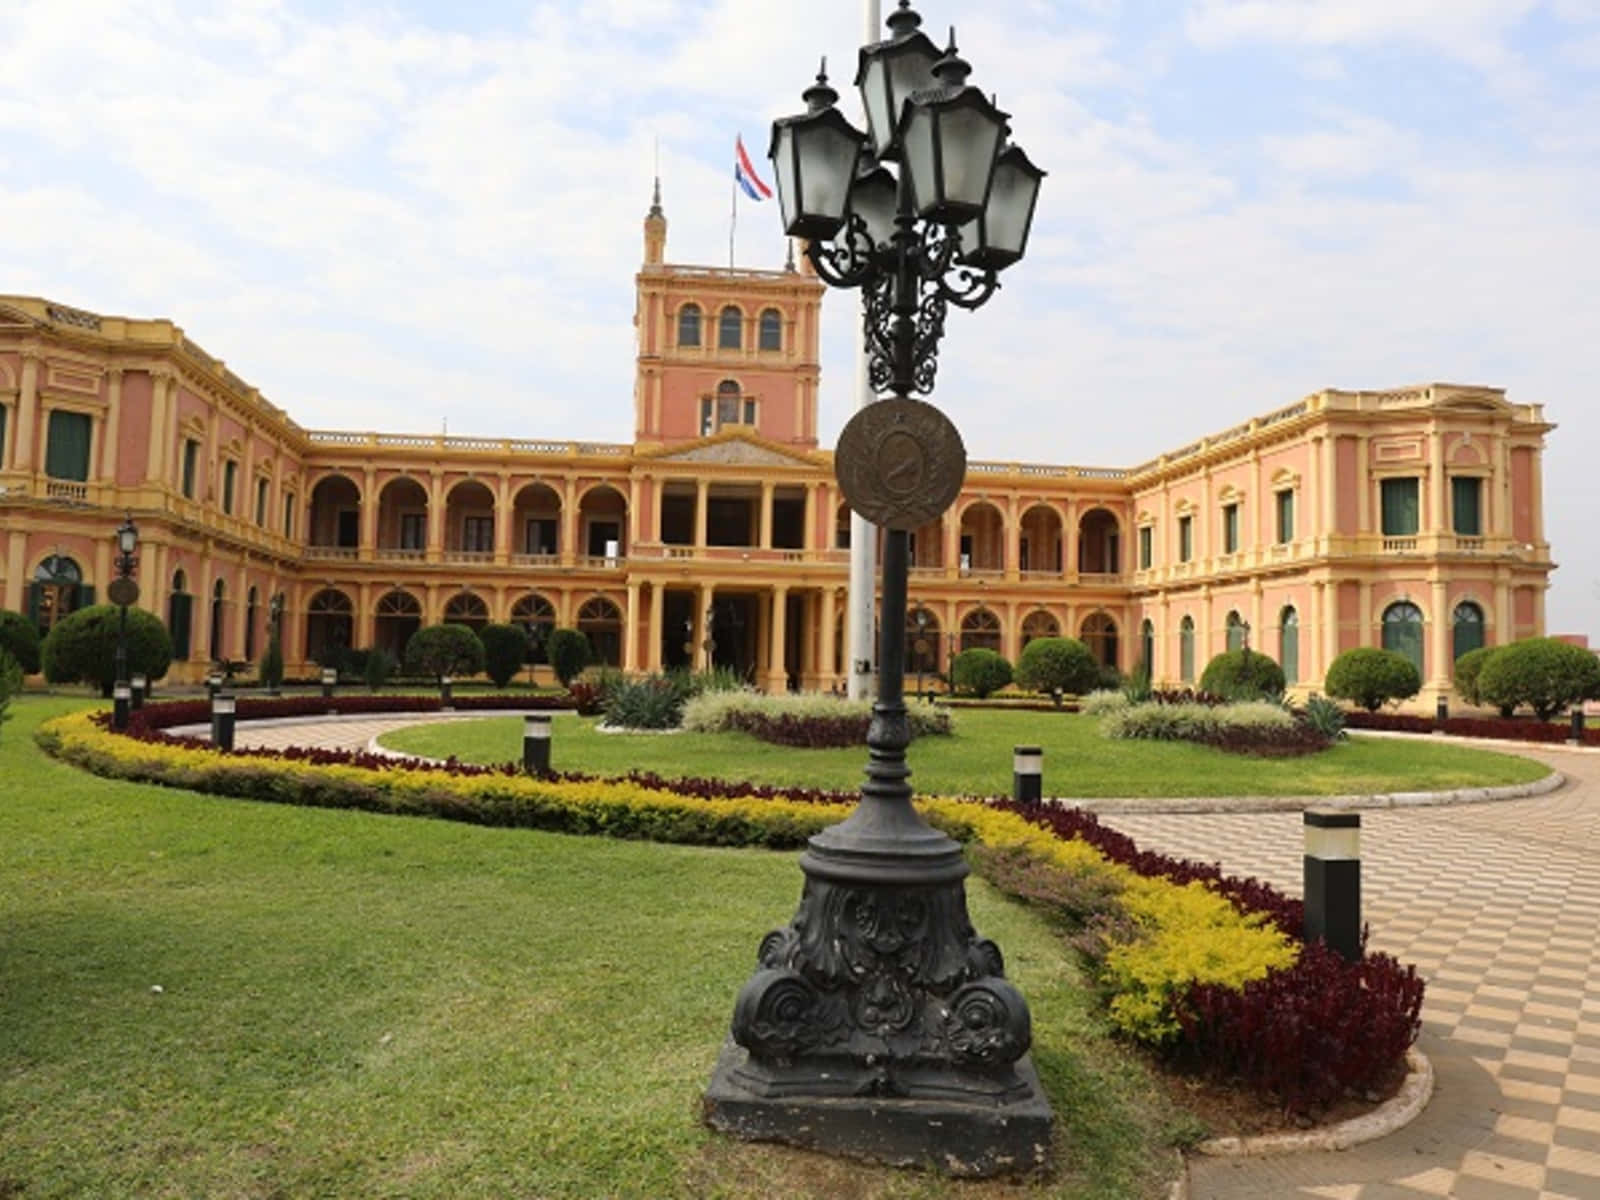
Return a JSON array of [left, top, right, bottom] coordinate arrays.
[[37, 704, 1423, 1117], [1090, 694, 1334, 758], [680, 691, 951, 747], [1347, 708, 1600, 745]]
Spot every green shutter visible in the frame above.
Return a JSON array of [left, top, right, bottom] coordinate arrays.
[[169, 593, 193, 660], [77, 585, 94, 610], [1381, 478, 1419, 535], [1382, 606, 1424, 673], [1180, 623, 1194, 681], [44, 410, 91, 481], [1280, 616, 1299, 684], [1452, 605, 1484, 660], [1277, 491, 1294, 543], [26, 581, 43, 631], [1452, 477, 1481, 536]]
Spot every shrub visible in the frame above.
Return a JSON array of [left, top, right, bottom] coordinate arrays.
[[1096, 663, 1124, 691], [602, 673, 689, 730], [0, 647, 21, 741], [1100, 700, 1295, 742], [1476, 637, 1600, 721], [545, 627, 591, 687], [951, 648, 1012, 698], [0, 609, 42, 674], [1199, 649, 1286, 701], [1299, 694, 1348, 741], [41, 605, 174, 695], [1452, 645, 1495, 706], [1122, 661, 1153, 704], [680, 690, 951, 746], [478, 623, 531, 688], [1324, 648, 1421, 712], [363, 647, 397, 691], [403, 623, 486, 681], [1015, 637, 1101, 697], [1080, 689, 1129, 717]]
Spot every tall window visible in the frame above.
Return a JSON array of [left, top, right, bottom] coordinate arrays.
[[759, 308, 782, 351], [221, 460, 237, 515], [1452, 477, 1482, 536], [254, 478, 268, 525], [463, 516, 494, 552], [1275, 489, 1294, 544], [44, 410, 91, 481], [1222, 503, 1239, 554], [400, 513, 427, 550], [245, 587, 259, 661], [210, 579, 226, 662], [1280, 606, 1299, 684], [1179, 616, 1195, 682], [29, 555, 87, 635], [168, 569, 192, 660], [1139, 619, 1155, 675], [1138, 526, 1153, 570], [1225, 610, 1246, 652], [1382, 601, 1424, 673], [1452, 601, 1485, 661], [718, 306, 742, 349], [0, 405, 8, 465], [283, 494, 296, 538], [1380, 478, 1420, 536], [181, 439, 200, 499], [1177, 515, 1193, 562], [677, 304, 701, 347]]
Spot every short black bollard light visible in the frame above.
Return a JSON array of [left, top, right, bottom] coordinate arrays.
[[112, 681, 132, 731], [321, 666, 337, 702], [1571, 705, 1586, 745], [523, 713, 552, 775], [1304, 809, 1361, 962], [130, 672, 147, 709], [1013, 745, 1044, 808], [440, 675, 454, 710], [1435, 694, 1448, 727], [206, 670, 222, 700], [211, 692, 237, 752]]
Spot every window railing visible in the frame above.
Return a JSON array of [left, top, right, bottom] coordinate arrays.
[[45, 480, 90, 503], [1382, 537, 1419, 553], [305, 546, 358, 560], [443, 549, 495, 563], [510, 552, 560, 567], [375, 548, 426, 562], [581, 555, 624, 569]]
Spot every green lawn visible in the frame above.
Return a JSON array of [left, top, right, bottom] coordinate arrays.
[[378, 708, 1551, 798], [1, 695, 1196, 1199]]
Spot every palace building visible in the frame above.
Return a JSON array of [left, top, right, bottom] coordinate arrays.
[[0, 189, 1556, 697]]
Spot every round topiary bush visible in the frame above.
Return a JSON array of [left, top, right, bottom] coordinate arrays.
[[951, 648, 1012, 698], [1015, 636, 1100, 697], [544, 627, 591, 688], [1324, 647, 1421, 712], [1451, 645, 1496, 706], [477, 622, 530, 688], [41, 605, 174, 696], [1199, 649, 1286, 700], [0, 609, 42, 675], [403, 623, 486, 682], [1476, 637, 1600, 720]]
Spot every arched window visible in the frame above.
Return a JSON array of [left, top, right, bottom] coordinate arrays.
[[1382, 601, 1425, 673], [375, 590, 423, 660], [511, 594, 557, 664], [168, 570, 193, 660], [959, 608, 1001, 653], [1140, 619, 1155, 676], [1080, 612, 1118, 670], [210, 579, 226, 662], [677, 303, 701, 347], [758, 308, 782, 351], [1180, 616, 1195, 682], [1021, 610, 1059, 647], [717, 379, 741, 428], [1280, 606, 1299, 684], [30, 555, 86, 636], [1452, 601, 1485, 662], [306, 588, 354, 666], [443, 592, 490, 631], [718, 305, 742, 350], [578, 597, 623, 666], [1225, 610, 1246, 652], [245, 586, 259, 662]]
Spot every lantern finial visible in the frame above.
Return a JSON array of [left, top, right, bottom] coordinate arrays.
[[933, 30, 972, 87], [886, 1, 921, 38], [803, 58, 838, 112]]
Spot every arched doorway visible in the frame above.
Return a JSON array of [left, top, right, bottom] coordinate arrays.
[[443, 593, 490, 632], [1279, 606, 1299, 684], [579, 597, 623, 666], [168, 569, 193, 661], [375, 590, 422, 660], [1080, 612, 1118, 670], [306, 588, 354, 666], [1021, 610, 1059, 647], [1452, 601, 1485, 662], [510, 594, 556, 664], [209, 579, 226, 662], [959, 608, 1001, 653], [308, 475, 361, 551], [1077, 508, 1121, 574], [30, 555, 86, 635], [1382, 602, 1424, 673]]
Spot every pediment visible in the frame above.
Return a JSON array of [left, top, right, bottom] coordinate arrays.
[[651, 433, 818, 468], [0, 304, 40, 331]]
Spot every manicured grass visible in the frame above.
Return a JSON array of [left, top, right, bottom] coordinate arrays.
[[378, 708, 1551, 798], [1, 695, 1197, 1198]]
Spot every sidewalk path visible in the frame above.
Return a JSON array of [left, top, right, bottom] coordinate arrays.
[[220, 714, 1600, 1198]]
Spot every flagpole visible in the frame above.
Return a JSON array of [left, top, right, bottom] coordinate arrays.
[[729, 141, 738, 269], [846, 0, 882, 702]]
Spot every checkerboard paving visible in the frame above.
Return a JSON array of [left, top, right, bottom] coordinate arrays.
[[1099, 747, 1600, 1200]]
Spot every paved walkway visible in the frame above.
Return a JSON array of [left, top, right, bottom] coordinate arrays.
[[211, 714, 1600, 1198]]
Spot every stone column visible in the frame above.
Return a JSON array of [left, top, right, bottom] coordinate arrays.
[[759, 481, 774, 549], [13, 352, 38, 472], [494, 473, 512, 564], [102, 370, 123, 487], [361, 467, 378, 557], [767, 585, 788, 692], [624, 582, 640, 672], [802, 484, 816, 555], [1429, 575, 1449, 690], [1428, 427, 1445, 535], [427, 472, 444, 562], [695, 479, 710, 549], [648, 582, 664, 672], [561, 478, 578, 566]]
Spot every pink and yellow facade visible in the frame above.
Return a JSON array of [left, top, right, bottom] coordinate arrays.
[[0, 197, 1555, 696]]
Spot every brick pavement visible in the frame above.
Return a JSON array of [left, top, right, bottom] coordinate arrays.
[[1101, 748, 1600, 1200]]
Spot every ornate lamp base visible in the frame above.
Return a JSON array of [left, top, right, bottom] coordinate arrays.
[[703, 841, 1054, 1178]]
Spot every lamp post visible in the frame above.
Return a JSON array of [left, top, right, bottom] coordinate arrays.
[[109, 513, 140, 731], [912, 603, 929, 702], [267, 593, 284, 696], [706, 3, 1050, 1175]]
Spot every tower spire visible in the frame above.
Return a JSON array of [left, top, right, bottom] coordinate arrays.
[[643, 170, 667, 265]]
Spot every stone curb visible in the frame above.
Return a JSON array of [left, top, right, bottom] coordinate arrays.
[[1065, 769, 1564, 815], [1191, 1047, 1433, 1159], [165, 708, 572, 741]]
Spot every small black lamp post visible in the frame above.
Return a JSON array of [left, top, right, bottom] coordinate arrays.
[[110, 513, 140, 731], [912, 604, 929, 702], [706, 3, 1050, 1175]]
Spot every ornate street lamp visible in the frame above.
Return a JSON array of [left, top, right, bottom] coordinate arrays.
[[705, 3, 1049, 1176], [109, 513, 140, 731]]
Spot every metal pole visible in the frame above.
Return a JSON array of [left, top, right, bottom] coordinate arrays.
[[1012, 745, 1043, 808], [210, 693, 236, 752], [113, 681, 131, 731], [440, 675, 453, 709], [1304, 809, 1361, 961], [523, 713, 552, 775]]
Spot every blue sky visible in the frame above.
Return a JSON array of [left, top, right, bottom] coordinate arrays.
[[2, 0, 1596, 636]]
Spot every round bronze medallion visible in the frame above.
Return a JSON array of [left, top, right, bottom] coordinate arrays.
[[107, 577, 140, 607], [835, 397, 966, 531]]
